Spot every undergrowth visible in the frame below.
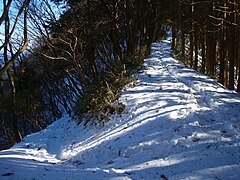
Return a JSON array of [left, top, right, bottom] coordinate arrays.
[[73, 46, 148, 126]]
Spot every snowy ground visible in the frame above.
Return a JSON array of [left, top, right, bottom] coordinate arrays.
[[1, 38, 240, 180]]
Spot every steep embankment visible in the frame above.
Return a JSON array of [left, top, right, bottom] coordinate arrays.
[[1, 37, 240, 180]]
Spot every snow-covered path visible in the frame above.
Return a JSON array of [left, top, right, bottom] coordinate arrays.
[[1, 38, 240, 180]]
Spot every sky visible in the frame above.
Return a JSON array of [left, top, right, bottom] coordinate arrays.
[[0, 2, 3, 64], [0, 2, 4, 39], [0, 0, 64, 70], [0, 0, 28, 64]]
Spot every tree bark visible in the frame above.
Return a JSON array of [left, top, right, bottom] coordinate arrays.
[[171, 25, 176, 50], [206, 31, 216, 78], [200, 30, 206, 73], [228, 0, 237, 90]]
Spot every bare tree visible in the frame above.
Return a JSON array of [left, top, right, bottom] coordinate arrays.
[[0, 0, 30, 142]]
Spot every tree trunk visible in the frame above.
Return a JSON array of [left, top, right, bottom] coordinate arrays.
[[180, 2, 185, 62], [194, 27, 198, 70], [190, 31, 194, 67], [206, 31, 216, 78], [181, 31, 185, 62], [201, 28, 206, 73], [228, 0, 237, 90], [171, 25, 176, 50], [228, 26, 236, 90], [3, 0, 22, 143], [219, 23, 227, 85], [126, 0, 135, 56], [113, 1, 121, 62]]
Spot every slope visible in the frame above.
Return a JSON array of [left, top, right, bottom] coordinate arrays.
[[0, 37, 240, 180]]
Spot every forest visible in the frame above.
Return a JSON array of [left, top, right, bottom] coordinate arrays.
[[0, 0, 240, 150]]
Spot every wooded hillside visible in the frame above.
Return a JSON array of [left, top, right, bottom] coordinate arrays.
[[0, 0, 239, 149]]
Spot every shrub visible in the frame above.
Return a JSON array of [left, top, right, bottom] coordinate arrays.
[[74, 68, 130, 126]]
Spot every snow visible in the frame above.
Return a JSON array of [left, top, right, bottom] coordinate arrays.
[[1, 37, 240, 180]]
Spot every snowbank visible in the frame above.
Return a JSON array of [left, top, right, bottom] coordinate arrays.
[[1, 38, 240, 180]]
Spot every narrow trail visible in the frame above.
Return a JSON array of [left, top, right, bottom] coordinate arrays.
[[0, 37, 240, 180], [152, 40, 217, 110], [150, 40, 237, 126]]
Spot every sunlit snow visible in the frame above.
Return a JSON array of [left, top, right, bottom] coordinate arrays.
[[0, 37, 240, 180]]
